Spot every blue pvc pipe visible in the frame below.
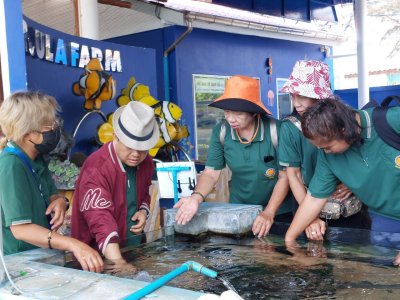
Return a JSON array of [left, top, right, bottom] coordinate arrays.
[[123, 261, 218, 300], [189, 261, 218, 278]]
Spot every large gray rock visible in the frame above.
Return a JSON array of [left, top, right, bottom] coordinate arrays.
[[164, 203, 262, 235]]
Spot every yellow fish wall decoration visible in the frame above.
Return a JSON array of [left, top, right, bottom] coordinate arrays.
[[97, 76, 188, 158], [96, 112, 114, 145], [116, 76, 159, 107]]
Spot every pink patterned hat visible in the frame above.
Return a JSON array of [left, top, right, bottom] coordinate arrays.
[[280, 60, 333, 100]]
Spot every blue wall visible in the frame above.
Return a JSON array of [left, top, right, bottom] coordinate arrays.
[[24, 17, 157, 156], [3, 0, 27, 93], [336, 85, 400, 109], [107, 29, 165, 99], [108, 26, 327, 158]]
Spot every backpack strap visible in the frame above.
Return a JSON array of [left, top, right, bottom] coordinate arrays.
[[372, 107, 400, 150], [269, 118, 278, 149], [285, 115, 302, 132], [360, 110, 372, 139], [219, 120, 226, 145], [380, 95, 400, 107], [219, 117, 278, 149], [361, 99, 379, 110]]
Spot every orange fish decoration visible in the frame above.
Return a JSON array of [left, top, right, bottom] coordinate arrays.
[[72, 58, 116, 110]]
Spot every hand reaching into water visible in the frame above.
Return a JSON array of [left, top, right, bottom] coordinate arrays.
[[393, 251, 400, 266], [305, 218, 326, 241], [285, 240, 326, 266], [174, 196, 200, 225], [104, 258, 138, 277], [70, 240, 104, 273], [306, 241, 327, 258], [252, 211, 274, 238]]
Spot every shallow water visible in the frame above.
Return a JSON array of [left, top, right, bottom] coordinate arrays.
[[66, 224, 400, 299]]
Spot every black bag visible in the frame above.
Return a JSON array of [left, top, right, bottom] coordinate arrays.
[[362, 95, 400, 150]]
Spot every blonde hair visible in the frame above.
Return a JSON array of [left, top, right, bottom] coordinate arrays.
[[0, 91, 60, 149]]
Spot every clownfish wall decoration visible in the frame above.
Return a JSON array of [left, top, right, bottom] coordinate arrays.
[[96, 76, 189, 157], [72, 58, 116, 110]]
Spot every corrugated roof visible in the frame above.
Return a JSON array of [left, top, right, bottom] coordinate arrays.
[[22, 0, 349, 42], [344, 68, 400, 78]]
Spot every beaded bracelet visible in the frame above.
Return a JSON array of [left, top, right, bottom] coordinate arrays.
[[191, 191, 206, 202], [48, 230, 53, 249]]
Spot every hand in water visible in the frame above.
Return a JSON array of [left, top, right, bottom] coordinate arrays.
[[306, 241, 327, 258], [393, 251, 400, 266], [104, 258, 138, 277], [253, 237, 275, 253], [285, 240, 326, 266]]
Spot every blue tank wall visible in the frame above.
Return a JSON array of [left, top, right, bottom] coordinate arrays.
[[24, 17, 157, 157], [336, 85, 400, 108], [108, 26, 328, 158]]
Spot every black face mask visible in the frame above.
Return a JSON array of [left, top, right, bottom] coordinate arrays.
[[32, 128, 61, 154]]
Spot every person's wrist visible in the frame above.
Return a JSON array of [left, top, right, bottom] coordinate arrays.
[[106, 257, 126, 264], [56, 195, 70, 210], [261, 209, 275, 218], [284, 233, 297, 242], [139, 207, 150, 219], [191, 191, 205, 203]]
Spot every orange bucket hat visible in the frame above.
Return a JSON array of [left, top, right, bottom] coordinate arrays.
[[209, 75, 272, 115]]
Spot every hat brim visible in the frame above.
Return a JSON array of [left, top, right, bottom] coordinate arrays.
[[279, 80, 294, 94], [112, 105, 160, 151], [209, 98, 271, 115]]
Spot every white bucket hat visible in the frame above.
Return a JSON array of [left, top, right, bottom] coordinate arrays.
[[112, 101, 159, 151], [280, 60, 333, 100]]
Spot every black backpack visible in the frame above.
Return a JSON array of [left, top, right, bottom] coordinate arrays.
[[362, 95, 400, 150]]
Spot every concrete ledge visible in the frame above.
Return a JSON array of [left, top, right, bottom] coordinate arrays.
[[0, 248, 204, 300], [164, 203, 262, 235]]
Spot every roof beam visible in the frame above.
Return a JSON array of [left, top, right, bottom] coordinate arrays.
[[98, 0, 132, 8]]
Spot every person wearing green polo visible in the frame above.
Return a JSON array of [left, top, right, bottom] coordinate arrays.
[[0, 91, 103, 273], [279, 60, 368, 240], [174, 75, 292, 237], [285, 97, 400, 265]]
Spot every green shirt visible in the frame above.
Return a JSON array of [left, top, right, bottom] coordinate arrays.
[[278, 116, 318, 187], [206, 115, 291, 214], [0, 142, 58, 254], [125, 166, 138, 239], [125, 165, 143, 246], [309, 108, 400, 220]]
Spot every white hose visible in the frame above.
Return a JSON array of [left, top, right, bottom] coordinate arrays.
[[0, 249, 34, 297]]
